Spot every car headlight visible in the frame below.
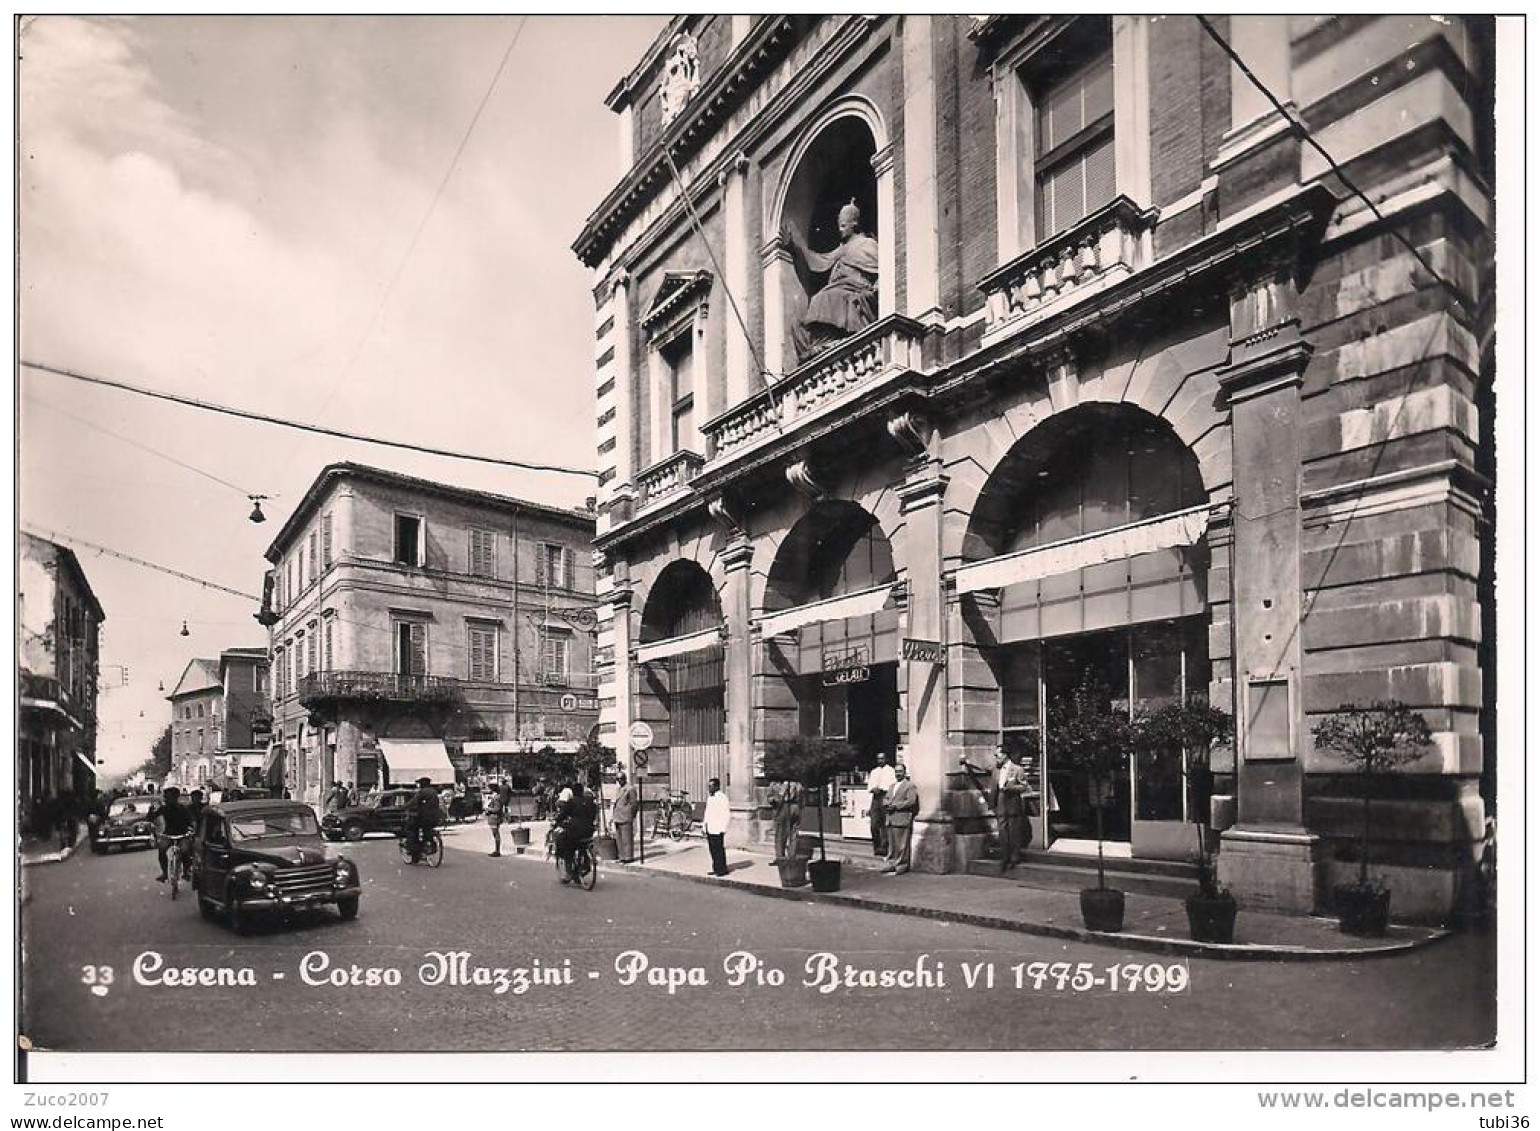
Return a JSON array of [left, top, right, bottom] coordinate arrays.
[[246, 868, 274, 889], [134, 822, 151, 834]]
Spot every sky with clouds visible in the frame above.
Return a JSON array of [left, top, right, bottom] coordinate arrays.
[[17, 15, 667, 777]]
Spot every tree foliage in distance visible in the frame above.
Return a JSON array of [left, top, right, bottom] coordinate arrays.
[[130, 724, 174, 782], [1310, 700, 1432, 889]]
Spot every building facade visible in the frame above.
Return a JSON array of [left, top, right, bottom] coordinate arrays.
[[167, 648, 272, 790], [18, 533, 105, 832], [575, 15, 1495, 922], [259, 463, 600, 807]]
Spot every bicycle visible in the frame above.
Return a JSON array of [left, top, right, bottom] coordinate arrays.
[[398, 825, 444, 868], [165, 832, 194, 901], [553, 834, 597, 891], [649, 790, 693, 842]]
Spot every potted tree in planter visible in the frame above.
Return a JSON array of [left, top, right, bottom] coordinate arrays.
[[1311, 700, 1432, 936], [1136, 700, 1235, 942], [1048, 678, 1135, 932], [532, 738, 618, 856], [762, 736, 860, 893]]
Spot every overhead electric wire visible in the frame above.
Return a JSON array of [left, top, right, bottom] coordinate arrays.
[[22, 525, 262, 602], [21, 361, 597, 478], [1194, 15, 1458, 303], [25, 393, 268, 499], [303, 16, 530, 432]]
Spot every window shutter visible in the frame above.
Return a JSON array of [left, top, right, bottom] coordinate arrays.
[[324, 622, 333, 671], [409, 623, 427, 676], [535, 545, 550, 587], [322, 514, 333, 567], [563, 548, 574, 591]]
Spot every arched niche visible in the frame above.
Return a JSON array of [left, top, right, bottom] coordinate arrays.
[[763, 99, 894, 376], [636, 560, 726, 797]]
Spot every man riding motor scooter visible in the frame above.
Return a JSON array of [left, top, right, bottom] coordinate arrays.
[[404, 777, 442, 863]]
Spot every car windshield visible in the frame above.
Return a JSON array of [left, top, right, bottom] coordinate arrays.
[[358, 792, 383, 807], [228, 810, 320, 842], [108, 799, 145, 818]]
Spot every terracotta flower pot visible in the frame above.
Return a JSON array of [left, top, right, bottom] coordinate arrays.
[[776, 856, 809, 888], [808, 859, 842, 893], [1184, 890, 1238, 943], [1335, 883, 1391, 937], [1079, 887, 1125, 932]]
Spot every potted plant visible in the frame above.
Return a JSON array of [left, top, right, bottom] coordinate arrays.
[[1310, 700, 1432, 936], [1137, 700, 1236, 942], [762, 736, 860, 892], [1047, 677, 1134, 932]]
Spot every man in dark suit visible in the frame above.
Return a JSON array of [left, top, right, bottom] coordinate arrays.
[[994, 747, 1031, 872]]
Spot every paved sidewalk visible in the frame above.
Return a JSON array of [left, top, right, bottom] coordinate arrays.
[[439, 819, 1450, 961], [20, 835, 82, 867]]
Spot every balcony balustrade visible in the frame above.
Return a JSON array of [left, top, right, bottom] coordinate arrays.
[[703, 314, 927, 461], [297, 670, 462, 710], [979, 196, 1158, 337], [636, 450, 705, 508]]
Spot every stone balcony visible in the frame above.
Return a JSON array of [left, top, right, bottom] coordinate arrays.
[[704, 314, 927, 461], [635, 449, 705, 508], [978, 195, 1159, 339]]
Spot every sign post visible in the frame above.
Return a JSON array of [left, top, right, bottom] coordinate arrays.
[[628, 721, 654, 865]]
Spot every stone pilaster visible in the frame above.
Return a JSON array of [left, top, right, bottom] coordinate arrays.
[[891, 411, 952, 872], [718, 153, 754, 411], [719, 536, 759, 849], [1215, 267, 1324, 913]]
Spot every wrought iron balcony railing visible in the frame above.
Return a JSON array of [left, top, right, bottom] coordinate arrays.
[[297, 670, 462, 708], [978, 196, 1158, 337], [702, 314, 927, 461]]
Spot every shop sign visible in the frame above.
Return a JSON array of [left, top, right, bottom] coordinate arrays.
[[821, 645, 870, 687], [901, 638, 943, 664]]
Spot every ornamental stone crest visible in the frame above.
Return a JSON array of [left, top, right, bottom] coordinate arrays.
[[658, 33, 701, 126]]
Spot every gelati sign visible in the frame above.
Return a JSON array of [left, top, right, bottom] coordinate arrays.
[[822, 645, 870, 687]]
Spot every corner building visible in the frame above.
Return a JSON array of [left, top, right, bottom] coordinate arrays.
[[574, 16, 1495, 923]]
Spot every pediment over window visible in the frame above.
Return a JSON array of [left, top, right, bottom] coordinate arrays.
[[642, 270, 713, 341]]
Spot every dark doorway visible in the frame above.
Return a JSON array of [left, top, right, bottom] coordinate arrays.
[[1044, 630, 1132, 843]]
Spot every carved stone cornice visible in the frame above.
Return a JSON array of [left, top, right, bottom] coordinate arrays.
[[1217, 340, 1314, 406], [706, 491, 748, 541], [716, 150, 750, 188]]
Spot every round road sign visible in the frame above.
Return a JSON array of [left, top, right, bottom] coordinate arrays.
[[627, 721, 654, 752]]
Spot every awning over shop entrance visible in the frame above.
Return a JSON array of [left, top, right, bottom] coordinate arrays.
[[74, 752, 98, 778], [378, 738, 457, 785], [953, 505, 1211, 595], [462, 740, 581, 757], [635, 626, 723, 664], [755, 583, 895, 637]]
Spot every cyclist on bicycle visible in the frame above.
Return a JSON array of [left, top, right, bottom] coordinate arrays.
[[403, 777, 442, 864], [553, 780, 596, 884], [152, 786, 195, 884]]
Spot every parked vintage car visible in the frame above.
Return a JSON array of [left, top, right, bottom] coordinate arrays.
[[191, 800, 360, 933], [89, 796, 157, 853], [320, 788, 419, 842]]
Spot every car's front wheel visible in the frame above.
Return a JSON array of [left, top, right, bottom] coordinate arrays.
[[336, 896, 359, 921], [228, 893, 252, 936], [343, 821, 365, 842], [198, 896, 217, 921]]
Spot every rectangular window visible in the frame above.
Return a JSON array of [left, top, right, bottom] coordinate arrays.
[[394, 515, 423, 567], [1034, 51, 1115, 239], [286, 557, 295, 606], [467, 624, 498, 682], [663, 332, 695, 454], [395, 621, 427, 678], [536, 543, 573, 590], [307, 531, 318, 585], [307, 631, 318, 676], [256, 667, 268, 696], [323, 622, 333, 671], [539, 630, 570, 684], [322, 513, 333, 567], [469, 528, 497, 578]]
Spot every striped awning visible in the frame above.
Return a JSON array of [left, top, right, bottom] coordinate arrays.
[[954, 505, 1212, 595], [74, 752, 98, 777], [755, 583, 895, 637], [635, 627, 723, 664]]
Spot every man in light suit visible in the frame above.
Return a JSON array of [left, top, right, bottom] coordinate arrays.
[[881, 763, 920, 875], [610, 773, 639, 863], [993, 747, 1032, 872]]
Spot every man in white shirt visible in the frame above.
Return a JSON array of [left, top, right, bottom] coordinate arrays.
[[865, 753, 897, 856], [704, 777, 731, 877]]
